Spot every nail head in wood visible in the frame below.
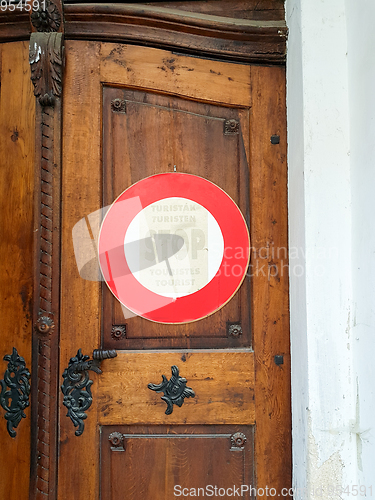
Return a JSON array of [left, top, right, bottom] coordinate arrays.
[[274, 355, 284, 365]]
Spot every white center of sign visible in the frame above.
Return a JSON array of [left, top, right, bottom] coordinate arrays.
[[124, 197, 224, 299]]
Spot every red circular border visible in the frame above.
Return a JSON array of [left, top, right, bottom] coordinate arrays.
[[98, 173, 250, 323]]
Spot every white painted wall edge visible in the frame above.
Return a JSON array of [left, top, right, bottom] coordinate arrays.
[[285, 0, 370, 497]]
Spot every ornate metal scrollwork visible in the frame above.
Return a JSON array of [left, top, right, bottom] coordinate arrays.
[[148, 365, 195, 415], [0, 348, 31, 438], [61, 348, 117, 436]]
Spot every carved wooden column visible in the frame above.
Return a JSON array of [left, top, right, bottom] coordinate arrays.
[[29, 2, 64, 498]]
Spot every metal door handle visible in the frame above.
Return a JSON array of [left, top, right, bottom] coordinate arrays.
[[148, 365, 195, 415], [61, 348, 117, 436]]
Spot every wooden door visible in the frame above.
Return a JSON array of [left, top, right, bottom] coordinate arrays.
[[58, 41, 290, 499]]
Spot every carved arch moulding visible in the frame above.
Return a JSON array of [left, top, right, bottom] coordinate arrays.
[[0, 1, 286, 64]]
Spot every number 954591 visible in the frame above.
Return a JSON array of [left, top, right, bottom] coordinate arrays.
[[0, 0, 46, 11]]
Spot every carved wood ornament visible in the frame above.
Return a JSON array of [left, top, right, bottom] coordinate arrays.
[[29, 32, 63, 107], [29, 2, 64, 498]]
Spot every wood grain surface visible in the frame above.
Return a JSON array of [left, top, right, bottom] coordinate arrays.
[[98, 352, 255, 425], [250, 65, 292, 497], [151, 0, 285, 20], [58, 41, 102, 500], [100, 43, 251, 106], [101, 424, 254, 500], [0, 42, 35, 500]]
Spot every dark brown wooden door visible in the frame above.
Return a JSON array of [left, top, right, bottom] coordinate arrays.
[[58, 41, 290, 499]]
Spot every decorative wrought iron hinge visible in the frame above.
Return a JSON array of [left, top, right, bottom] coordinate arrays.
[[61, 348, 117, 436], [0, 348, 31, 438], [148, 365, 195, 415]]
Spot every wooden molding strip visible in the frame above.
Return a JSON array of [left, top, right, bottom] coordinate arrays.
[[64, 4, 286, 63], [29, 22, 64, 500], [0, 12, 30, 41], [0, 4, 286, 63]]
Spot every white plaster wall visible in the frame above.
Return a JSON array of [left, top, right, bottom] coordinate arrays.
[[284, 0, 309, 493], [345, 0, 375, 489], [286, 0, 364, 496]]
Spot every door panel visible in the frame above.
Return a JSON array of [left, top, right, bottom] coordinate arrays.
[[102, 87, 251, 349], [97, 352, 255, 425], [59, 40, 290, 500], [99, 44, 251, 108], [101, 425, 254, 500]]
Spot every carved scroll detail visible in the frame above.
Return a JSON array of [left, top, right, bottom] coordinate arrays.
[[30, 32, 63, 107]]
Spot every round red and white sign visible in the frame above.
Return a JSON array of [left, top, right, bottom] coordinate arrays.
[[98, 173, 250, 324]]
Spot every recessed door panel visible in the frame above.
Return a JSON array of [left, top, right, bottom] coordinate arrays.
[[102, 87, 251, 350], [101, 425, 254, 500]]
